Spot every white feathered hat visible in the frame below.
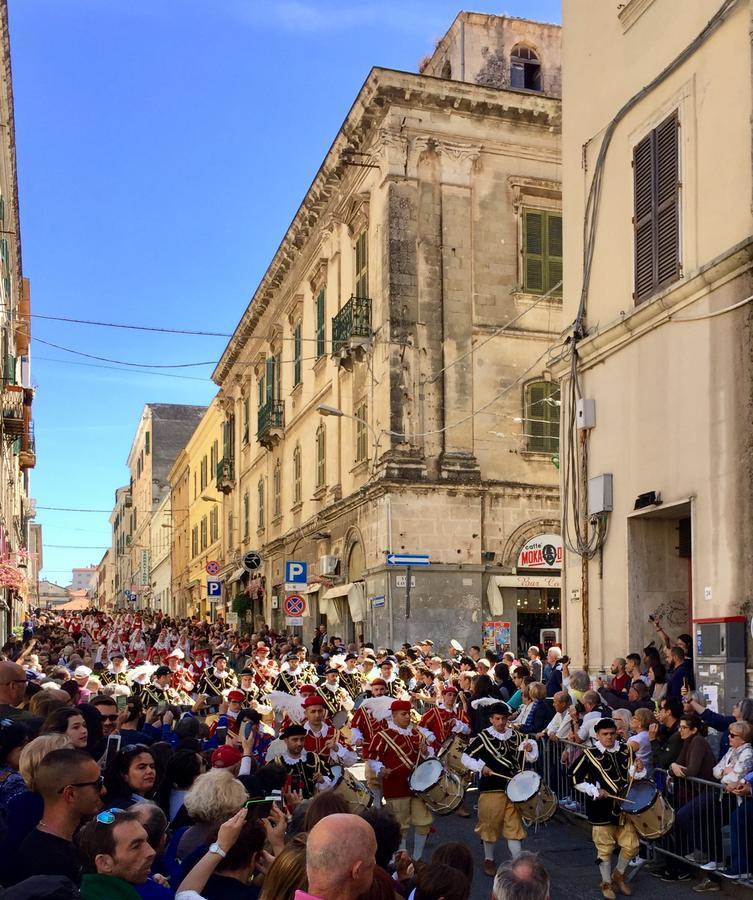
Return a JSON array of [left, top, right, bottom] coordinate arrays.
[[359, 695, 395, 722], [266, 690, 305, 723]]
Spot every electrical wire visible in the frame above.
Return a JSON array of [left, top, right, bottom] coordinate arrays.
[[668, 291, 753, 322], [37, 506, 112, 513], [29, 314, 233, 337], [424, 281, 562, 385], [32, 338, 216, 369], [33, 355, 213, 382], [45, 544, 110, 550]]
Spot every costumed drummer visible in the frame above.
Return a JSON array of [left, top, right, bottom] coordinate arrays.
[[302, 694, 357, 768], [366, 698, 434, 860], [196, 652, 238, 702], [318, 667, 355, 720], [569, 717, 645, 900], [273, 724, 333, 800], [461, 700, 539, 876]]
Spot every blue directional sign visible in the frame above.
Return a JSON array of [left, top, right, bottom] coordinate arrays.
[[386, 553, 430, 567], [371, 595, 386, 608], [207, 580, 222, 598], [285, 560, 308, 584]]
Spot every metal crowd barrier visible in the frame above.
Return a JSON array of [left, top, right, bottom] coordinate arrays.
[[535, 736, 753, 886]]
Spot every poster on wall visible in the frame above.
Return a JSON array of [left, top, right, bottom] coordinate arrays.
[[482, 621, 511, 653]]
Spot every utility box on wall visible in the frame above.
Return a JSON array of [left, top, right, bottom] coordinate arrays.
[[694, 617, 747, 715]]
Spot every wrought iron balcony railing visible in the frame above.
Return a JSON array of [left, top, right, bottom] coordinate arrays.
[[19, 421, 35, 469], [257, 400, 285, 449], [332, 295, 371, 355]]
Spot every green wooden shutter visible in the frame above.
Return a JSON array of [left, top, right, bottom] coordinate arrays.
[[523, 211, 544, 293], [633, 130, 655, 302], [316, 289, 325, 357], [293, 323, 302, 385], [265, 357, 275, 404], [546, 214, 563, 294]]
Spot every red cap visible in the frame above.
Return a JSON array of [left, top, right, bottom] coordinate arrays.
[[303, 694, 326, 708], [371, 678, 387, 687], [227, 690, 245, 702], [442, 686, 458, 694], [256, 642, 269, 652], [391, 700, 412, 712], [211, 746, 243, 769], [299, 684, 318, 696]]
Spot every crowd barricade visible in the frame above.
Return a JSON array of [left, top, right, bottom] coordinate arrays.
[[535, 736, 753, 886]]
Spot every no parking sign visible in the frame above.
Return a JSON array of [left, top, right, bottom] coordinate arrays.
[[283, 594, 306, 617]]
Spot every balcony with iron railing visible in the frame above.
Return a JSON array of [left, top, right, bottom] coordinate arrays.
[[332, 295, 372, 358], [257, 399, 284, 450], [1, 385, 24, 436], [216, 457, 234, 494]]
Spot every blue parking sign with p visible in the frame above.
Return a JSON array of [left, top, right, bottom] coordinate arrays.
[[207, 580, 222, 598], [285, 560, 307, 584]]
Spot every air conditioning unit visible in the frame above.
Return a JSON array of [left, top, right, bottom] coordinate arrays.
[[319, 554, 339, 576]]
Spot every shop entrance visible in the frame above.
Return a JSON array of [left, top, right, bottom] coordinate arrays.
[[516, 587, 561, 653]]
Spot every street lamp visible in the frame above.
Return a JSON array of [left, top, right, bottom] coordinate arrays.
[[316, 404, 381, 474]]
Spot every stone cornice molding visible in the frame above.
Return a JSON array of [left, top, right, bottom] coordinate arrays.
[[343, 192, 371, 238], [436, 140, 482, 186], [286, 293, 304, 327], [308, 257, 328, 293], [508, 175, 561, 214]]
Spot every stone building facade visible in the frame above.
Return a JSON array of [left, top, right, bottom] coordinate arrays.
[[555, 0, 753, 698], [213, 15, 563, 651]]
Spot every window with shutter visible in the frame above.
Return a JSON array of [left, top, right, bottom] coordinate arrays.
[[355, 232, 368, 299], [633, 110, 680, 303], [316, 289, 326, 358], [523, 210, 562, 296], [293, 323, 302, 386], [524, 381, 560, 453]]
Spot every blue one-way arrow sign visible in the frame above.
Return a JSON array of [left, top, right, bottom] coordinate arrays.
[[386, 553, 430, 566]]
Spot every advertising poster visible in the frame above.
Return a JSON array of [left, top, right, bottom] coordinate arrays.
[[482, 621, 511, 653]]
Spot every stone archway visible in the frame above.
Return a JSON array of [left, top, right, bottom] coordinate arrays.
[[501, 517, 560, 568]]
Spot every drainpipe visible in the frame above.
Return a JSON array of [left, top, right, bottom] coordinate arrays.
[[386, 495, 394, 648]]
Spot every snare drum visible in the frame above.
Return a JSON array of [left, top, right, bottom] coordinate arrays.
[[438, 734, 471, 783], [619, 781, 674, 839], [506, 770, 557, 825], [330, 765, 373, 814], [409, 758, 464, 815]]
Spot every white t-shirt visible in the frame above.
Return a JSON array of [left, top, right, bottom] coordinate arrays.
[[628, 729, 653, 774]]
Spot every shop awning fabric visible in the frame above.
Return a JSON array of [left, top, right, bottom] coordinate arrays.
[[486, 574, 562, 616], [320, 583, 366, 624]]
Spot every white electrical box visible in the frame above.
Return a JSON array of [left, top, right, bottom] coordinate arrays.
[[576, 398, 596, 430], [588, 473, 613, 516]]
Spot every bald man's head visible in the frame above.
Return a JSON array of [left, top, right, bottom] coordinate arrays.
[[307, 814, 376, 900], [0, 660, 27, 707]]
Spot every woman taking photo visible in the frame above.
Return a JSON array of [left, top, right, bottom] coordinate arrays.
[[103, 744, 158, 807]]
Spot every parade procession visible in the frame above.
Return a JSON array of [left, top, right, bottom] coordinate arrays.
[[3, 0, 753, 898]]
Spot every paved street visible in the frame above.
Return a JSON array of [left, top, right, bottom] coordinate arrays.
[[424, 797, 716, 900]]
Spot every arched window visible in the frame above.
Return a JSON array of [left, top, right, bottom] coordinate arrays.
[[441, 59, 452, 80], [292, 444, 302, 506], [316, 425, 326, 489], [525, 381, 560, 453], [510, 44, 542, 92], [273, 460, 281, 519]]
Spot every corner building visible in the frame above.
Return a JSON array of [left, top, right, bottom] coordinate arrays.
[[556, 0, 753, 703], [214, 14, 563, 650]]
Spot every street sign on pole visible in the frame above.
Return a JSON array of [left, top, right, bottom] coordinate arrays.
[[386, 553, 430, 567], [283, 594, 306, 617], [207, 580, 222, 599], [285, 560, 308, 584], [242, 551, 263, 573], [286, 616, 303, 627], [206, 560, 220, 576]]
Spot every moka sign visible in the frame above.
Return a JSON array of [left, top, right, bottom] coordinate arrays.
[[517, 534, 563, 570]]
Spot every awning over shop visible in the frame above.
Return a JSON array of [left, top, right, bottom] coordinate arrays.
[[304, 583, 321, 594], [321, 582, 366, 624], [486, 574, 562, 615], [227, 567, 246, 584]]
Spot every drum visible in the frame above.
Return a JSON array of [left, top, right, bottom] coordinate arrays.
[[330, 765, 373, 814], [332, 709, 349, 730], [409, 758, 464, 815], [438, 734, 471, 783], [506, 770, 557, 825], [619, 780, 674, 839]]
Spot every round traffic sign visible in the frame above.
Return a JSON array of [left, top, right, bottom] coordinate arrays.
[[206, 560, 220, 576], [283, 594, 306, 616], [242, 551, 263, 573]]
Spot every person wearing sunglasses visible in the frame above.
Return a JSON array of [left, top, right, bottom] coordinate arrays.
[[90, 695, 121, 739], [0, 660, 36, 723], [77, 809, 156, 900], [14, 747, 104, 886]]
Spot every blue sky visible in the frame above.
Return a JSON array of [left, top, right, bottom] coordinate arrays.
[[8, 0, 560, 584]]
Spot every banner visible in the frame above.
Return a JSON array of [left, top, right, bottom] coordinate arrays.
[[482, 621, 511, 653]]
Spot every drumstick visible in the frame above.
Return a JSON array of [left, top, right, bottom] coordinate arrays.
[[602, 793, 636, 804]]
